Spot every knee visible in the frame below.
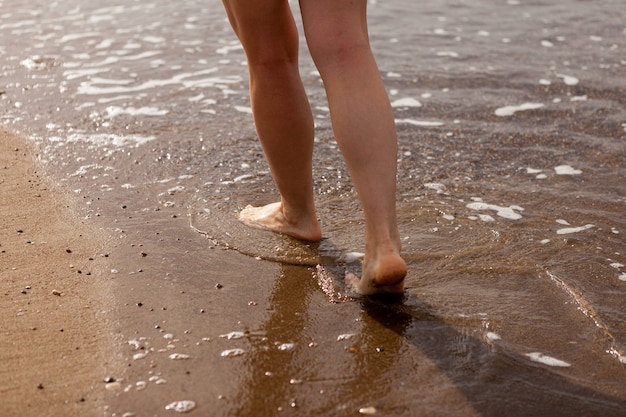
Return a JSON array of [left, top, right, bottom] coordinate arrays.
[[306, 32, 371, 73], [245, 44, 299, 72]]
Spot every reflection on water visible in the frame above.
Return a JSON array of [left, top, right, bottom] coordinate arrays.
[[1, 0, 625, 415]]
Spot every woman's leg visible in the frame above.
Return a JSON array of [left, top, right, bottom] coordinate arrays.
[[221, 0, 321, 241], [299, 0, 407, 294]]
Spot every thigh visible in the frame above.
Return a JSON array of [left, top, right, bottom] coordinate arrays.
[[221, 0, 299, 62]]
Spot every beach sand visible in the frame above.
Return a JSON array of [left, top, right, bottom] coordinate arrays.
[[0, 129, 120, 417]]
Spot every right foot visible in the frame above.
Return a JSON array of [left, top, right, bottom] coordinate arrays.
[[345, 248, 407, 295], [238, 202, 322, 242]]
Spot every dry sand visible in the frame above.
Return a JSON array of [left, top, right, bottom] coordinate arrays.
[[0, 129, 121, 417]]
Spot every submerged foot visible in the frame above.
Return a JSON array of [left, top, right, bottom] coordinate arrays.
[[345, 249, 407, 295], [238, 201, 322, 242]]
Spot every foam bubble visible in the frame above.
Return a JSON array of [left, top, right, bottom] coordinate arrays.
[[220, 331, 246, 340], [221, 348, 245, 357], [436, 51, 459, 57], [50, 133, 155, 148], [466, 202, 524, 220], [525, 352, 571, 367], [165, 400, 196, 413], [390, 97, 422, 108], [554, 165, 582, 175], [395, 118, 444, 127], [495, 102, 544, 117], [234, 105, 252, 114], [556, 74, 579, 85], [556, 224, 594, 235], [278, 343, 296, 351], [486, 332, 501, 341], [424, 182, 447, 194], [526, 168, 542, 174], [105, 106, 168, 117], [168, 353, 190, 360]]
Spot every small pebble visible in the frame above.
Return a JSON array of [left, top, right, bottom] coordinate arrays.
[[105, 382, 122, 391], [52, 289, 62, 296], [359, 406, 377, 415]]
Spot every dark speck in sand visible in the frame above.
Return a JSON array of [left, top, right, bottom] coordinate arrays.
[[215, 283, 223, 289], [17, 229, 23, 233]]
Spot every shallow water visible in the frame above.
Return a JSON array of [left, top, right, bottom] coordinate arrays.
[[1, 0, 625, 415]]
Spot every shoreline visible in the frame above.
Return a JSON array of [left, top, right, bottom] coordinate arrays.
[[0, 129, 121, 417]]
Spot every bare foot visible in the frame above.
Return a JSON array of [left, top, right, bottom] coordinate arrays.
[[238, 202, 322, 242], [345, 249, 407, 295]]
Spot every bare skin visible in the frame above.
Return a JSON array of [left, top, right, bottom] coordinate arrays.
[[239, 202, 322, 242], [223, 0, 407, 294]]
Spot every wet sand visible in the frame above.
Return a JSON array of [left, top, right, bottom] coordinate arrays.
[[0, 129, 122, 416]]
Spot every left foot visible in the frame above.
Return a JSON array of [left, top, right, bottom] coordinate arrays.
[[238, 201, 322, 242]]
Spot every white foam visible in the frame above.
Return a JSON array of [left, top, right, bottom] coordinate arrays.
[[526, 167, 542, 174], [234, 105, 252, 114], [51, 133, 155, 148], [619, 273, 626, 282], [436, 51, 459, 58], [63, 68, 109, 80], [390, 97, 422, 108], [105, 106, 168, 117], [424, 182, 447, 194], [495, 102, 544, 117], [541, 40, 554, 48], [570, 95, 587, 102], [486, 332, 501, 341], [525, 352, 571, 367], [216, 43, 243, 55], [466, 202, 524, 220], [395, 118, 444, 127], [610, 263, 624, 269], [556, 74, 579, 85], [556, 224, 594, 235], [165, 400, 196, 413], [76, 68, 241, 95], [277, 343, 296, 351], [168, 353, 190, 360], [220, 331, 246, 340], [221, 348, 245, 357], [554, 165, 582, 175]]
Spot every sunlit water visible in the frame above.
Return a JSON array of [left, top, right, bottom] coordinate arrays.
[[1, 0, 625, 415]]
